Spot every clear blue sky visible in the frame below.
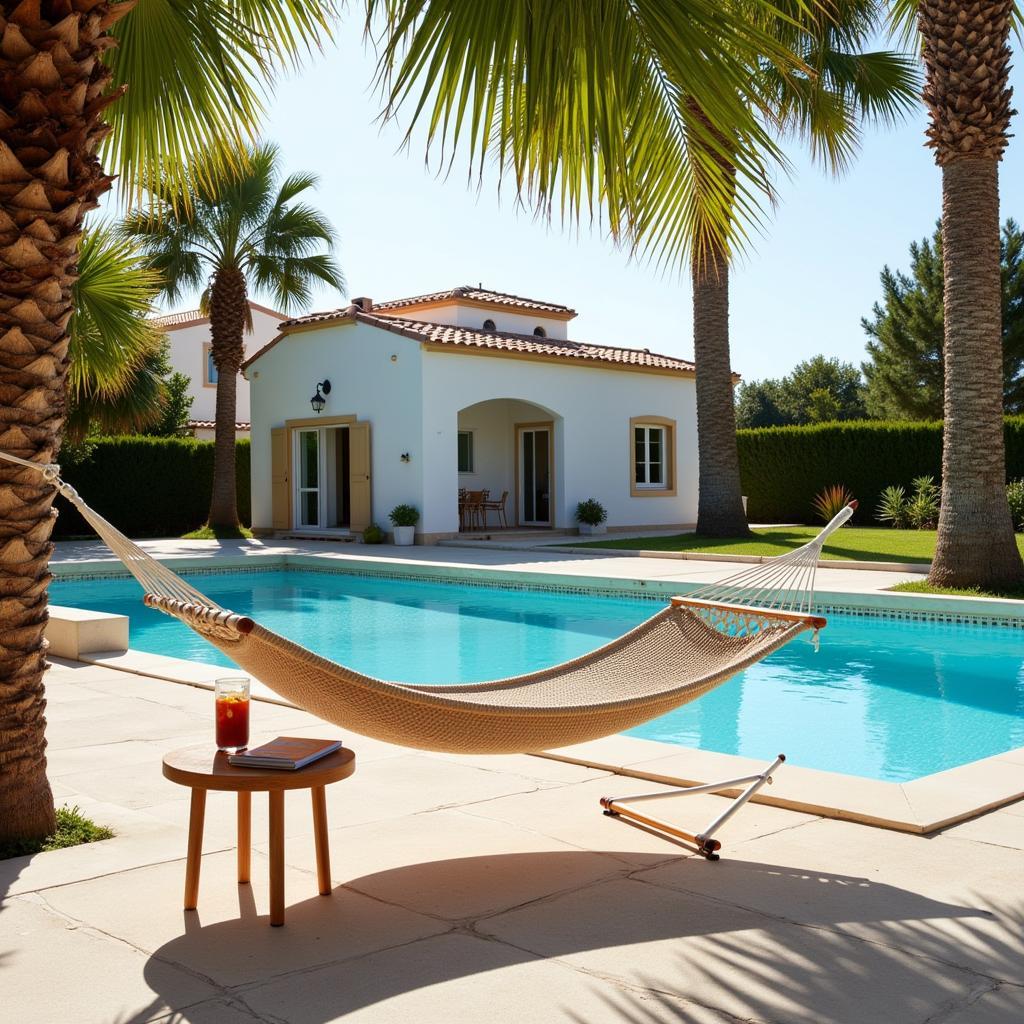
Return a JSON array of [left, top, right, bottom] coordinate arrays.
[[162, 22, 1024, 384]]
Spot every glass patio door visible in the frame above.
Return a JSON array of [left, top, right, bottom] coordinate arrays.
[[296, 428, 320, 527], [518, 427, 551, 526]]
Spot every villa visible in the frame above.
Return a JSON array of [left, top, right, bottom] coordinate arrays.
[[243, 286, 701, 540], [153, 301, 283, 440]]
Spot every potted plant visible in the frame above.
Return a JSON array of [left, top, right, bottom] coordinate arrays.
[[389, 504, 420, 545], [575, 498, 608, 535]]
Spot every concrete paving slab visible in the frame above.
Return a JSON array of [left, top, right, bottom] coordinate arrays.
[[3, 895, 219, 1024], [38, 849, 449, 988], [256, 808, 626, 921], [242, 932, 739, 1024], [479, 876, 987, 1024]]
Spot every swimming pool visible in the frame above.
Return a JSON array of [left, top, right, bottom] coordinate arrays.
[[51, 569, 1024, 783]]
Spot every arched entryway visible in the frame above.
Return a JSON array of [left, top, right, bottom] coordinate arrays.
[[456, 398, 562, 530]]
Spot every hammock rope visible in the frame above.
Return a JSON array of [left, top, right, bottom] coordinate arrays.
[[0, 450, 855, 755]]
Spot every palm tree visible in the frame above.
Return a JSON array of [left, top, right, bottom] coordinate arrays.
[[123, 144, 345, 531], [913, 0, 1023, 587], [371, 1, 917, 537], [65, 224, 167, 440], [687, 1, 918, 535], [0, 1, 333, 844]]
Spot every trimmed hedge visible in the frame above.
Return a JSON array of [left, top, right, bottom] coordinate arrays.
[[54, 436, 251, 538], [738, 417, 1024, 524]]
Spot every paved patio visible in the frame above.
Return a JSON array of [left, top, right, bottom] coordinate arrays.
[[5, 658, 1024, 1024]]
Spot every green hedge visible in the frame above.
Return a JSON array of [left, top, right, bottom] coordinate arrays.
[[737, 417, 1024, 523], [54, 436, 251, 539]]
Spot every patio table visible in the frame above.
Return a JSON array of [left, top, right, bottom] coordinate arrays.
[[162, 744, 356, 926]]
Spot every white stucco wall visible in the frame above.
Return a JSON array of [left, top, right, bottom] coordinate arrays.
[[422, 352, 697, 534], [160, 305, 281, 426], [247, 321, 424, 533], [386, 301, 570, 340]]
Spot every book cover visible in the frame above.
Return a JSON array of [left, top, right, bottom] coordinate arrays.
[[228, 736, 343, 770]]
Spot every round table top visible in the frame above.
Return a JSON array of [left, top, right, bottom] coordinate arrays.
[[162, 743, 356, 792]]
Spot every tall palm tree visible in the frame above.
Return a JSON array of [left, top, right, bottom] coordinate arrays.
[[371, 1, 917, 537], [687, 1, 918, 535], [65, 224, 166, 440], [0, 1, 334, 844], [123, 144, 345, 531], [912, 0, 1023, 587]]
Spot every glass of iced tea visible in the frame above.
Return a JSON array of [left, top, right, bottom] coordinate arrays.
[[215, 677, 250, 752]]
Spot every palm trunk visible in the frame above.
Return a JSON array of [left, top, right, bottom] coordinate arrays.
[[207, 267, 247, 529], [930, 159, 1022, 586], [919, 0, 1022, 587], [0, 2, 124, 841], [692, 235, 750, 537]]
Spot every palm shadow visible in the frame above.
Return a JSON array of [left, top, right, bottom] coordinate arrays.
[[134, 850, 1012, 1023]]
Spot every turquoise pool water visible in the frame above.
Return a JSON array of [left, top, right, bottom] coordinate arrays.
[[51, 569, 1024, 782]]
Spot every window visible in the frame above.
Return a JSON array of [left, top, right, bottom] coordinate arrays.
[[533, 325, 547, 337], [458, 430, 474, 473], [205, 345, 218, 385], [630, 417, 675, 495], [482, 319, 496, 331]]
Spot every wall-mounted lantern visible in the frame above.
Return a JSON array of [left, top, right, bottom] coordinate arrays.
[[400, 452, 411, 463], [310, 379, 331, 414]]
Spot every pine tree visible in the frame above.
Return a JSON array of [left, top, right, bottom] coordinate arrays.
[[862, 220, 1024, 420]]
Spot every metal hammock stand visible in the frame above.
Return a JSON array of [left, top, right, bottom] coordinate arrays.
[[1, 449, 855, 859]]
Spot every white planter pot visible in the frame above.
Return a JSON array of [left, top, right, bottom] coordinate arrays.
[[393, 525, 416, 546], [578, 523, 607, 535]]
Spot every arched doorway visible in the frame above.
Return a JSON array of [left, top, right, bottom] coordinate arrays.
[[457, 398, 562, 529]]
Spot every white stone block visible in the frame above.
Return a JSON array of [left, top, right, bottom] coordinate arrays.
[[46, 604, 129, 659]]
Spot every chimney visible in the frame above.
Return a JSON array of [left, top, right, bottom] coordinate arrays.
[[351, 296, 373, 312]]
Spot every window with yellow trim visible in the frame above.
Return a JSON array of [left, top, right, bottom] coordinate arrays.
[[629, 417, 675, 495]]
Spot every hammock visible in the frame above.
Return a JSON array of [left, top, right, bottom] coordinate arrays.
[[2, 450, 854, 756]]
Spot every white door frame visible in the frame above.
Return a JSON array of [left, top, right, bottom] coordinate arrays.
[[291, 425, 349, 531]]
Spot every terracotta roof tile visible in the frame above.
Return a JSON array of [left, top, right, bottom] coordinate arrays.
[[265, 305, 693, 374], [373, 285, 576, 316]]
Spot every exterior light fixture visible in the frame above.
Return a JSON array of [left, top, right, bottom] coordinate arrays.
[[310, 379, 331, 414]]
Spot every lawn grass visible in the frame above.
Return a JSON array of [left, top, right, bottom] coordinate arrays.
[[573, 526, 1024, 564], [889, 580, 1024, 601], [0, 805, 114, 861], [182, 523, 253, 540]]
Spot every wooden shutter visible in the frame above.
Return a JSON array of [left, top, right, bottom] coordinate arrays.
[[270, 427, 289, 530], [348, 421, 372, 531]]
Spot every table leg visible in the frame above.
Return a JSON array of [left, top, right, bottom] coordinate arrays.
[[184, 788, 206, 911], [237, 791, 251, 884], [311, 785, 331, 896], [268, 790, 285, 926]]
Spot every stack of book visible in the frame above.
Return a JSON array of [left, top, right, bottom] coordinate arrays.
[[228, 737, 343, 770]]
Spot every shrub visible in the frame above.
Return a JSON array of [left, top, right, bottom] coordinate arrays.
[[738, 416, 1024, 523], [54, 436, 250, 538], [905, 475, 940, 530], [388, 504, 419, 527], [811, 484, 854, 523], [574, 498, 608, 526], [876, 485, 909, 528], [362, 523, 385, 544], [1007, 479, 1024, 531]]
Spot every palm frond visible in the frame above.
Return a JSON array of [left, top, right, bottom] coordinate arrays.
[[104, 1, 338, 200], [68, 225, 165, 398]]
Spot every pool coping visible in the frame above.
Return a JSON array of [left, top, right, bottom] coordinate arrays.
[[66, 645, 1024, 836], [50, 547, 1024, 624]]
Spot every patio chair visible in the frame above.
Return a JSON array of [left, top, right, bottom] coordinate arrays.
[[482, 489, 509, 529], [463, 490, 485, 531], [3, 448, 856, 859]]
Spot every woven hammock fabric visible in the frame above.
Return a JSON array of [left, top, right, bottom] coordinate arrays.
[[146, 594, 812, 753]]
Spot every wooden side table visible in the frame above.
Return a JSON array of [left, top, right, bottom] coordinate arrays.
[[162, 744, 356, 927]]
